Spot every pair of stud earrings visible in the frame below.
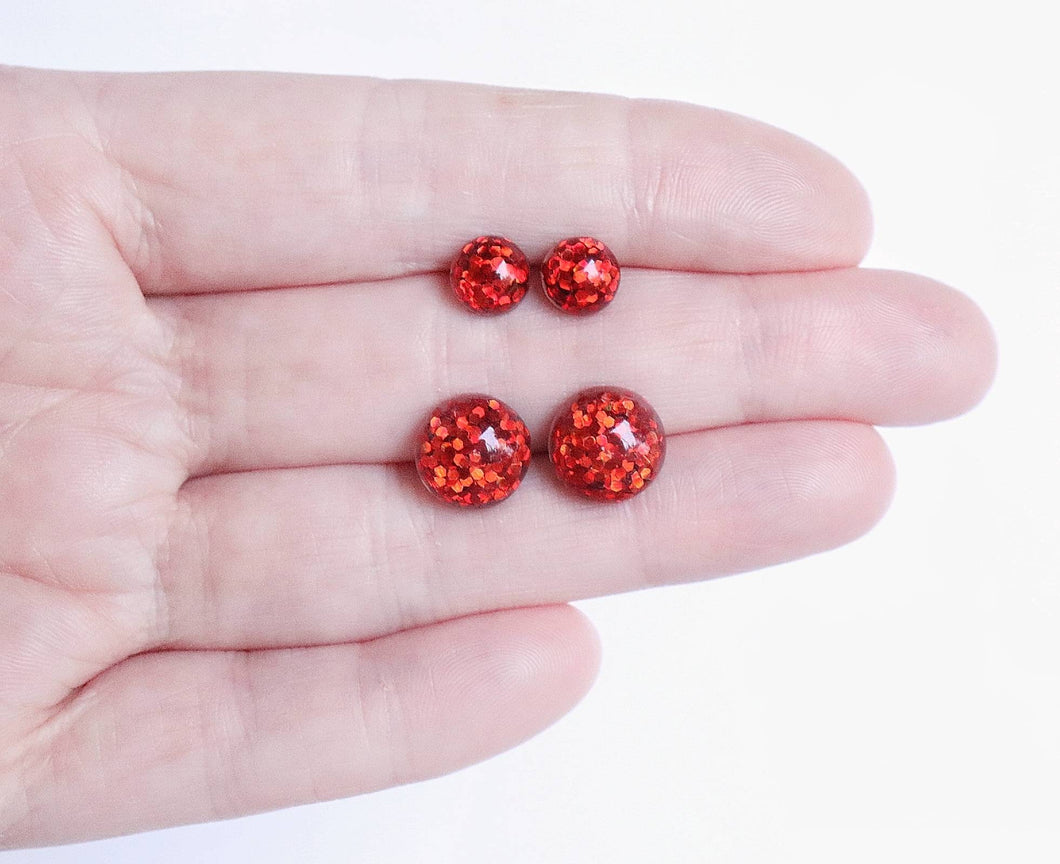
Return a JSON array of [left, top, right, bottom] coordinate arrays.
[[416, 387, 665, 508], [450, 235, 620, 315]]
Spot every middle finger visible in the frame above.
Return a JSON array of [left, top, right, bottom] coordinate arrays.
[[153, 267, 992, 476]]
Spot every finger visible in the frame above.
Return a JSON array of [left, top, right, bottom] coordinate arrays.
[[158, 421, 893, 650], [80, 71, 871, 292], [156, 268, 996, 476], [9, 605, 597, 847]]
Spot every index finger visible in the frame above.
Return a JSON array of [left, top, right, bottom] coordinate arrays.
[[79, 71, 872, 292]]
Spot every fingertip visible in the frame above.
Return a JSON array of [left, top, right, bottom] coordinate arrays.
[[931, 281, 998, 419], [545, 603, 603, 697], [468, 604, 602, 717], [845, 422, 898, 531], [621, 101, 876, 272], [373, 605, 602, 778], [772, 421, 896, 555], [731, 421, 896, 560], [821, 154, 875, 267], [751, 123, 875, 270], [790, 421, 896, 546], [867, 271, 998, 423]]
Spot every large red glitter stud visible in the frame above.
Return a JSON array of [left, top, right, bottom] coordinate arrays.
[[417, 394, 532, 506], [541, 236, 621, 314], [449, 235, 530, 314], [548, 387, 665, 501]]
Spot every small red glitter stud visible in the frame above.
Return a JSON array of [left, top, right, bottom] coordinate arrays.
[[548, 387, 665, 501], [449, 235, 530, 314], [416, 394, 532, 506], [541, 236, 621, 314]]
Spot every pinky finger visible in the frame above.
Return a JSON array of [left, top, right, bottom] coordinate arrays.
[[7, 606, 599, 848]]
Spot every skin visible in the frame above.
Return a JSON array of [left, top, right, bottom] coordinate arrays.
[[0, 66, 996, 848]]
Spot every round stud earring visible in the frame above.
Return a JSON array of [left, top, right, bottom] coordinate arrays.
[[541, 236, 621, 314], [548, 386, 664, 501], [449, 235, 530, 314], [416, 394, 532, 506]]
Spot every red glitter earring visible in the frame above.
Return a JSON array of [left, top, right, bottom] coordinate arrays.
[[416, 394, 532, 506], [541, 236, 621, 314], [548, 386, 665, 501], [449, 235, 530, 314]]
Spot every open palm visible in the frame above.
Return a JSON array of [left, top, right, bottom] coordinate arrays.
[[0, 67, 994, 847]]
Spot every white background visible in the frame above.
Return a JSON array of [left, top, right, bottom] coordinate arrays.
[[1, 1, 1057, 861]]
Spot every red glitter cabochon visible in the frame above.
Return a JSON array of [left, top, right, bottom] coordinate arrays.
[[449, 235, 530, 314], [541, 236, 621, 314], [548, 387, 665, 501], [416, 395, 532, 506]]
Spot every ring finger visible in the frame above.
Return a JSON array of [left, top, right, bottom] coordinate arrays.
[[159, 420, 894, 649]]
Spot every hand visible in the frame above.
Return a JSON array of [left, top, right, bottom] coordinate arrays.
[[0, 67, 995, 847]]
